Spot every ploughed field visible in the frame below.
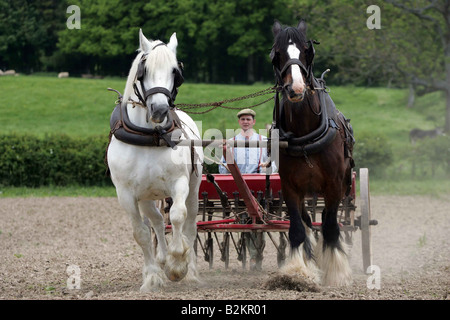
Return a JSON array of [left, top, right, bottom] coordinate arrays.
[[0, 195, 448, 300]]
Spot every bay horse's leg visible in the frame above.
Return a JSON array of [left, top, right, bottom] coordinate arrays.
[[117, 191, 165, 292], [138, 200, 168, 269], [281, 191, 320, 283], [316, 198, 352, 286], [165, 177, 191, 282]]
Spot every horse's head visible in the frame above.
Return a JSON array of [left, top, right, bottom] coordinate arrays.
[[130, 29, 184, 124], [271, 20, 315, 103]]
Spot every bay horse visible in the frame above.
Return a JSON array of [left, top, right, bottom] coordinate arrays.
[[107, 30, 203, 292], [270, 20, 354, 286]]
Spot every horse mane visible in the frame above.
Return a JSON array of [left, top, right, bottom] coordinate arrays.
[[123, 40, 179, 103]]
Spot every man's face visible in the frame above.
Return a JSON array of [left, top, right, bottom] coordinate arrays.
[[238, 115, 256, 131]]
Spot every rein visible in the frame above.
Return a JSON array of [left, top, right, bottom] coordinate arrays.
[[174, 86, 279, 114]]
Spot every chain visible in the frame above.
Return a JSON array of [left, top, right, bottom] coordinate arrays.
[[174, 86, 278, 115]]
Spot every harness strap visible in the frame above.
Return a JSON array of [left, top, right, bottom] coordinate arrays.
[[143, 87, 173, 102], [122, 102, 174, 135], [272, 74, 340, 157], [274, 58, 313, 88], [280, 58, 308, 76]]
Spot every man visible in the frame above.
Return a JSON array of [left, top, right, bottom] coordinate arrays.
[[219, 109, 274, 174], [219, 109, 275, 271]]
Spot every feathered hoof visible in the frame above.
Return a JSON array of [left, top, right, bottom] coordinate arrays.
[[279, 244, 321, 285], [164, 256, 189, 282], [316, 238, 352, 287], [140, 272, 166, 292]]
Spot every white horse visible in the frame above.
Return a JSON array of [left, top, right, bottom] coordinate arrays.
[[107, 29, 203, 292]]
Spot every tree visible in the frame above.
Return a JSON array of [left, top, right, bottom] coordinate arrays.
[[225, 0, 294, 83], [288, 0, 408, 86], [0, 0, 48, 72], [56, 0, 293, 82], [385, 0, 450, 132], [288, 0, 449, 132], [57, 0, 145, 75]]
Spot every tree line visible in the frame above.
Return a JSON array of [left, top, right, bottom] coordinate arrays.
[[1, 0, 449, 131]]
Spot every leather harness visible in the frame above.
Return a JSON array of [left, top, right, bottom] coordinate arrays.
[[272, 52, 355, 164], [106, 44, 199, 176]]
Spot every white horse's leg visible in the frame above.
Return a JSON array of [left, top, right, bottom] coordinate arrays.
[[165, 177, 190, 282], [117, 191, 165, 292], [138, 199, 168, 269], [182, 182, 201, 283]]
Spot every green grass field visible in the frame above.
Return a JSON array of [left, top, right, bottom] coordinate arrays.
[[1, 75, 448, 197], [1, 75, 443, 145]]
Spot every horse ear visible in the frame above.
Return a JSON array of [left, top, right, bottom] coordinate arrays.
[[272, 20, 282, 37], [167, 32, 178, 54], [139, 28, 152, 52], [297, 20, 307, 34]]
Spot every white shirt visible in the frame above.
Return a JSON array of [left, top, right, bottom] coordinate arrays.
[[219, 133, 276, 174]]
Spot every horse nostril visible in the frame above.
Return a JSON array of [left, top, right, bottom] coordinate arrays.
[[283, 84, 292, 92], [150, 104, 169, 123], [289, 90, 296, 99]]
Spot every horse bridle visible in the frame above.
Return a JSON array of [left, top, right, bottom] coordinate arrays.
[[272, 40, 318, 89], [133, 42, 184, 110]]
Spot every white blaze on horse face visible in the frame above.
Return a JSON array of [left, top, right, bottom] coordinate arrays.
[[287, 40, 306, 95]]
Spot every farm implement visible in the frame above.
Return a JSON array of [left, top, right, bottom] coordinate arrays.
[[163, 141, 377, 272]]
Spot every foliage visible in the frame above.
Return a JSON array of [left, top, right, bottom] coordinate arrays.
[[0, 134, 111, 187], [407, 134, 450, 177], [54, 0, 294, 81], [353, 133, 393, 178], [0, 0, 66, 72], [0, 0, 447, 93]]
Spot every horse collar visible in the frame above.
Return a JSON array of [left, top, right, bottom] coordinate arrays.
[[273, 77, 339, 157]]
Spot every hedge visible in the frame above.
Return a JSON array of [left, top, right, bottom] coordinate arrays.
[[9, 131, 442, 187], [352, 133, 393, 178], [0, 134, 112, 187]]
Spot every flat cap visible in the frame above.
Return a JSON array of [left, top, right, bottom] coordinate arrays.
[[237, 108, 256, 118]]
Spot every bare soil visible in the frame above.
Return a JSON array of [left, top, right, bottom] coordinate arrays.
[[0, 195, 449, 300]]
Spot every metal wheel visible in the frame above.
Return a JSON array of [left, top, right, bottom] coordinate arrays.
[[359, 168, 372, 273]]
